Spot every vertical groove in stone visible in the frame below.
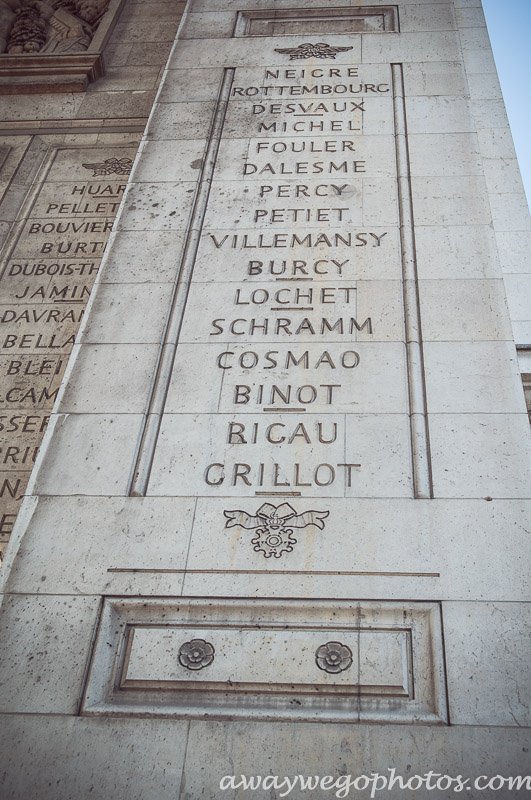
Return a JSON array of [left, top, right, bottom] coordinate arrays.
[[391, 62, 433, 500], [128, 67, 235, 497]]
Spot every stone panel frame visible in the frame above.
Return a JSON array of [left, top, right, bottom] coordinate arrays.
[[81, 596, 449, 724], [233, 6, 400, 38]]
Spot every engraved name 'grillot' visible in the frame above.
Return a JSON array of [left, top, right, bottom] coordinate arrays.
[[204, 462, 359, 488]]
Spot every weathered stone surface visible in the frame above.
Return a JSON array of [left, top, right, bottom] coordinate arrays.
[[1, 0, 531, 794]]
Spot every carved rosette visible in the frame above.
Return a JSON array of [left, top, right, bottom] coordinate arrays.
[[315, 641, 353, 673], [178, 638, 215, 671]]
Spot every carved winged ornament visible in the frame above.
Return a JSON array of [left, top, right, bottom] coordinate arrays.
[[274, 42, 353, 60]]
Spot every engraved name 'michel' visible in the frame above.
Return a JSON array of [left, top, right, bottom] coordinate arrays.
[[224, 502, 329, 558], [275, 43, 353, 60]]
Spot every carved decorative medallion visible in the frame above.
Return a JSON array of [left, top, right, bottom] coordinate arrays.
[[82, 156, 133, 176], [315, 641, 353, 674], [178, 638, 215, 671], [224, 502, 329, 559], [274, 42, 353, 60]]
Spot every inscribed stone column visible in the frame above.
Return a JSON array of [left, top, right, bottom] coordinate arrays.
[[0, 1, 530, 797]]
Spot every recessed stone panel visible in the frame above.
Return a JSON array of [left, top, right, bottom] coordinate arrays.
[[82, 597, 447, 723], [234, 6, 399, 38]]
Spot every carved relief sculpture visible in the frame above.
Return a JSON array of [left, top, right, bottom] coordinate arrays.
[[1, 0, 108, 54]]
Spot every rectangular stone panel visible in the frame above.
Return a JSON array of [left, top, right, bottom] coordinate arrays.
[[234, 6, 399, 38], [82, 597, 447, 724], [134, 56, 432, 501]]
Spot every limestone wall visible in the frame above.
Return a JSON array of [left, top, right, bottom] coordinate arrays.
[[0, 1, 530, 798], [0, 0, 186, 557]]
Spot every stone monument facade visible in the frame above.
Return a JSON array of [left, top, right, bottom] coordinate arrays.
[[0, 0, 530, 797]]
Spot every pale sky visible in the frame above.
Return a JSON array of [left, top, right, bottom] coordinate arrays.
[[483, 0, 531, 209]]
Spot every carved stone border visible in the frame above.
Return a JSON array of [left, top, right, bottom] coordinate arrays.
[[233, 6, 400, 37], [81, 597, 448, 724], [128, 63, 433, 500], [0, 0, 126, 94]]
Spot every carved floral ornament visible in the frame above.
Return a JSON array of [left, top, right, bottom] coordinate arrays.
[[315, 641, 353, 673], [177, 637, 354, 675], [0, 0, 109, 55], [178, 639, 215, 671]]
